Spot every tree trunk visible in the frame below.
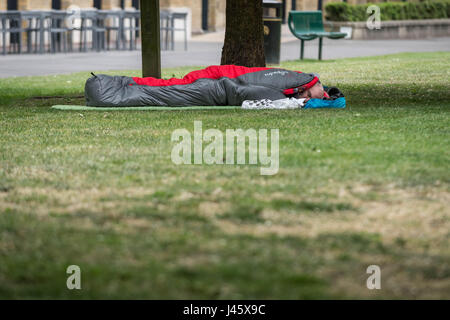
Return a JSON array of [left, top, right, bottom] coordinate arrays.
[[221, 0, 265, 67], [140, 0, 161, 78]]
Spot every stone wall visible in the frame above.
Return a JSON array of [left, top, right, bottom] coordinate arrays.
[[18, 0, 50, 10], [327, 19, 450, 39]]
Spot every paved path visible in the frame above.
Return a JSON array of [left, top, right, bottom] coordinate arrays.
[[0, 26, 449, 78]]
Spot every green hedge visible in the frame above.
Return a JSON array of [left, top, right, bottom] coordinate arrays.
[[325, 1, 450, 22]]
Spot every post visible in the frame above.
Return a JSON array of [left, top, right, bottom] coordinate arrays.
[[140, 0, 161, 78], [318, 37, 322, 60], [300, 39, 304, 60]]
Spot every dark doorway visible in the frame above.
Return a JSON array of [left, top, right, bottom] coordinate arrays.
[[51, 0, 62, 49], [93, 0, 102, 9], [318, 0, 323, 10], [120, 0, 125, 9], [202, 0, 208, 31], [7, 0, 19, 49], [291, 0, 296, 11], [52, 0, 61, 10], [52, 0, 62, 49], [131, 0, 140, 38], [7, 0, 18, 10]]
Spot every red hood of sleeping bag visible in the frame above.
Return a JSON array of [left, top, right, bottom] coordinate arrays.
[[282, 75, 320, 96]]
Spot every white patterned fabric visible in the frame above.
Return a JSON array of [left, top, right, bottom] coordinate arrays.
[[241, 98, 306, 110]]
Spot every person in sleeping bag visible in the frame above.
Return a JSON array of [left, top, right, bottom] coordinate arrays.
[[84, 65, 344, 107]]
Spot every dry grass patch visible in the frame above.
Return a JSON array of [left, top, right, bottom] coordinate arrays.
[[213, 183, 449, 248]]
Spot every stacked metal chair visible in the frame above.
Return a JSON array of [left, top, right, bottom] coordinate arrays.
[[0, 9, 189, 55], [49, 10, 70, 53], [122, 10, 140, 51], [99, 10, 123, 51], [1, 11, 24, 54]]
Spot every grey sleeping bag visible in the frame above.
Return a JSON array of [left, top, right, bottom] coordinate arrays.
[[84, 65, 319, 107]]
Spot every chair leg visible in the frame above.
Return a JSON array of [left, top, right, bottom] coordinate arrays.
[[39, 21, 44, 54], [80, 26, 85, 52], [79, 30, 82, 52], [93, 31, 97, 51], [92, 31, 95, 51], [84, 30, 88, 52], [34, 29, 39, 53], [18, 33, 22, 54], [53, 34, 57, 52], [80, 29, 84, 52], [68, 31, 73, 52], [167, 20, 171, 51], [120, 30, 125, 51], [300, 39, 304, 60], [184, 19, 187, 51], [129, 29, 133, 51], [26, 30, 32, 53], [2, 31, 5, 55], [63, 33, 67, 53], [171, 19, 175, 51], [318, 37, 323, 60]]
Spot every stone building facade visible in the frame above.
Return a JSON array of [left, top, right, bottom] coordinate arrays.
[[1, 0, 402, 35]]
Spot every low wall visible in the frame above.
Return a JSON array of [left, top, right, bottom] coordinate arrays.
[[326, 19, 450, 40]]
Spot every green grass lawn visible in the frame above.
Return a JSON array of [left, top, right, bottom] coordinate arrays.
[[0, 52, 449, 299]]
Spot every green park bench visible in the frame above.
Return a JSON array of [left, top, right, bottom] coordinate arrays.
[[288, 11, 347, 60]]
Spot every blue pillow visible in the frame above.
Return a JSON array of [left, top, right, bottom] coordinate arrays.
[[303, 97, 346, 109]]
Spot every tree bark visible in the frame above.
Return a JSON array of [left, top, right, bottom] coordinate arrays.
[[221, 0, 265, 67], [140, 0, 161, 78]]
